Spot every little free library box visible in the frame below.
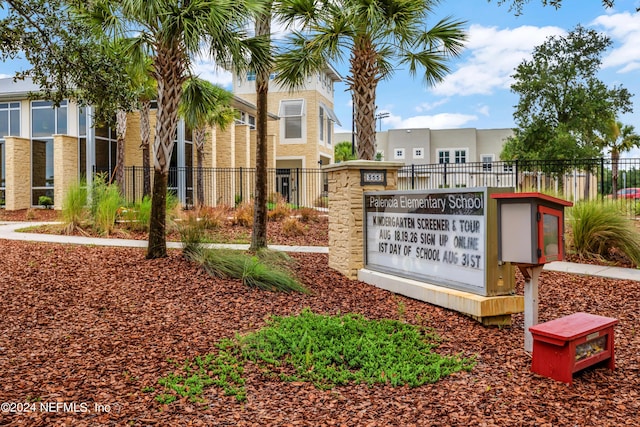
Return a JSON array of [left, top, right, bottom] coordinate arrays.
[[529, 312, 618, 384]]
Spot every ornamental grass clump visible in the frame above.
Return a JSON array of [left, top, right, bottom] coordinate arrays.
[[568, 200, 640, 265], [60, 180, 88, 234], [178, 219, 307, 293]]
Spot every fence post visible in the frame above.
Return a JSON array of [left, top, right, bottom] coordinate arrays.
[[515, 160, 519, 191], [411, 164, 415, 189], [239, 167, 243, 203], [131, 166, 136, 204], [296, 168, 301, 208], [443, 163, 448, 188], [600, 157, 605, 200]]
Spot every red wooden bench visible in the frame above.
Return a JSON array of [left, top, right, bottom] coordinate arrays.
[[529, 312, 618, 384]]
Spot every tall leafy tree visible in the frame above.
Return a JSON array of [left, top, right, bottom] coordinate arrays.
[[501, 26, 633, 162], [0, 0, 137, 124], [179, 76, 234, 207], [86, 0, 269, 258], [597, 119, 640, 197], [273, 0, 466, 161]]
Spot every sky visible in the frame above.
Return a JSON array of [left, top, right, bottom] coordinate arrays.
[[1, 0, 639, 138]]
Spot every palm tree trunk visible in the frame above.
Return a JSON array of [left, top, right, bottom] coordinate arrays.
[[250, 8, 272, 251], [115, 109, 127, 195], [612, 149, 620, 199], [148, 169, 168, 257], [349, 43, 379, 160], [147, 44, 185, 259], [140, 100, 152, 198]]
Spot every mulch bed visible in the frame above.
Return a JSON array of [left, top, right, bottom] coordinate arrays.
[[0, 238, 639, 426]]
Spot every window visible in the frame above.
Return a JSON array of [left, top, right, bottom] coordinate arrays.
[[236, 112, 256, 130], [394, 148, 405, 160], [437, 149, 468, 164], [31, 100, 67, 205], [319, 107, 325, 142], [503, 163, 514, 172], [0, 102, 20, 195], [413, 148, 424, 159], [247, 72, 256, 81], [481, 154, 494, 171], [438, 150, 450, 164], [279, 100, 304, 140]]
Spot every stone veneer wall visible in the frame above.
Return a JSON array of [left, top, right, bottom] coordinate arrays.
[[53, 135, 79, 210], [325, 161, 404, 279], [4, 137, 31, 210]]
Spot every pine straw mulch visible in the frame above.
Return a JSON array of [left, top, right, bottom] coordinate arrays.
[[0, 239, 639, 426]]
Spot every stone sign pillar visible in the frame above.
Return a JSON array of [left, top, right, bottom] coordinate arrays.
[[325, 161, 404, 279]]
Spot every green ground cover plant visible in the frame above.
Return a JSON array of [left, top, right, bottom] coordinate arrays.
[[155, 309, 475, 403]]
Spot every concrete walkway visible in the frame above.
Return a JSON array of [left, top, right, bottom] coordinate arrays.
[[1, 221, 638, 281], [0, 221, 328, 253]]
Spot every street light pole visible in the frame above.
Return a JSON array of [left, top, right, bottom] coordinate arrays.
[[375, 112, 389, 132]]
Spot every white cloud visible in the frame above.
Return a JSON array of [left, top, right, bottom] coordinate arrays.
[[476, 105, 490, 117], [591, 12, 640, 72], [386, 113, 478, 129], [432, 24, 566, 97], [191, 59, 233, 88], [415, 99, 449, 113]]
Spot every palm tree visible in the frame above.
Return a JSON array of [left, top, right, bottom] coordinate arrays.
[[249, 2, 274, 251], [334, 141, 357, 163], [274, 0, 466, 160], [179, 76, 235, 207], [86, 0, 268, 258], [599, 119, 640, 198]]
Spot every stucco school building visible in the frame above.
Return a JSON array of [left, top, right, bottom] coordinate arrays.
[[0, 66, 341, 210]]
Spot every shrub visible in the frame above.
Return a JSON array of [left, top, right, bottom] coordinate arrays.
[[120, 196, 152, 232], [298, 207, 320, 223], [232, 201, 253, 226], [61, 181, 88, 234], [568, 200, 640, 265], [38, 195, 53, 209], [196, 205, 229, 229], [90, 173, 110, 218], [282, 217, 306, 237]]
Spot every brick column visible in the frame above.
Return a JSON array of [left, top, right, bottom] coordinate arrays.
[[325, 161, 404, 279], [4, 136, 31, 210], [53, 135, 80, 210]]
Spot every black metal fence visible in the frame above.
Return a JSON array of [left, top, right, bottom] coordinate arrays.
[[397, 157, 640, 214], [91, 158, 640, 213], [111, 166, 329, 209]]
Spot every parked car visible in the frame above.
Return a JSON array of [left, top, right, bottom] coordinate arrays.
[[616, 188, 640, 199]]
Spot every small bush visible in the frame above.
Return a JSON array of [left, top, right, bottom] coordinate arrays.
[[90, 173, 110, 218], [568, 200, 640, 265], [232, 201, 253, 226], [38, 195, 53, 209], [298, 207, 320, 223], [282, 217, 306, 237], [61, 181, 88, 234], [196, 205, 229, 229]]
